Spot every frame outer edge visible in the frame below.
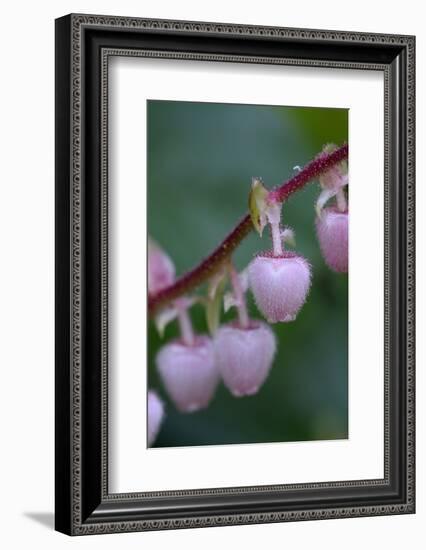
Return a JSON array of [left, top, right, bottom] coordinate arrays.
[[55, 14, 73, 536], [59, 13, 416, 535]]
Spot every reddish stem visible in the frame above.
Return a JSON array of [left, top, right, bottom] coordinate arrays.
[[267, 144, 348, 203], [149, 144, 348, 314]]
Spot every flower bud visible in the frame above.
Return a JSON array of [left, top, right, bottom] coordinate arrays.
[[147, 390, 165, 447], [316, 207, 348, 273], [148, 239, 175, 295], [248, 252, 311, 323], [156, 336, 219, 412], [214, 321, 276, 397]]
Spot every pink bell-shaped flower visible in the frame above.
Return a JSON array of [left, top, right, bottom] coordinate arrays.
[[316, 207, 348, 273], [156, 336, 219, 412], [148, 239, 175, 295], [147, 390, 165, 447], [214, 321, 276, 397], [248, 252, 311, 323]]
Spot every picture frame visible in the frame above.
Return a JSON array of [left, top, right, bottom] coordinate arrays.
[[55, 13, 415, 535]]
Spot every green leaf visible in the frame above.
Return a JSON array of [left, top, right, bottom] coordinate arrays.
[[248, 177, 269, 236]]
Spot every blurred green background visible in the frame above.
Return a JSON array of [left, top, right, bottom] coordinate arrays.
[[147, 100, 348, 447]]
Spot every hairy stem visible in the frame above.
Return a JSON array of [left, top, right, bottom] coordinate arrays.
[[270, 219, 283, 257], [149, 143, 348, 314], [228, 262, 249, 329], [266, 202, 284, 257], [175, 298, 195, 346]]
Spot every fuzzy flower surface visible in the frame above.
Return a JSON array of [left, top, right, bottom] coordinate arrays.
[[316, 207, 348, 273], [156, 336, 219, 413], [214, 321, 276, 397], [147, 390, 165, 447], [249, 252, 311, 323]]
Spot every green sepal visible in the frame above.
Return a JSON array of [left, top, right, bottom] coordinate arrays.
[[322, 143, 338, 154], [154, 306, 178, 338], [205, 271, 228, 336], [248, 177, 269, 236], [153, 297, 201, 338]]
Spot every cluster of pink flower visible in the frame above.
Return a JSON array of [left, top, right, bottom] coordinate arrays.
[[147, 147, 348, 446]]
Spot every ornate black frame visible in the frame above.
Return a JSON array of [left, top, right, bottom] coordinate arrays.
[[55, 14, 415, 535]]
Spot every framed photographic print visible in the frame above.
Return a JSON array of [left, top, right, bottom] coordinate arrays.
[[55, 14, 415, 535]]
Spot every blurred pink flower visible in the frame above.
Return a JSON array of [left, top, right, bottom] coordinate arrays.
[[316, 207, 348, 273], [148, 239, 175, 295], [156, 336, 219, 412], [147, 390, 165, 447], [214, 321, 276, 397], [249, 252, 311, 323]]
